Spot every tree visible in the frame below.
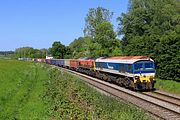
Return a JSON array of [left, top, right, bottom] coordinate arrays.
[[15, 47, 46, 58], [68, 37, 93, 58], [40, 48, 48, 58], [81, 6, 123, 57], [15, 47, 33, 58], [95, 21, 116, 44], [94, 21, 122, 56], [117, 0, 180, 80], [63, 46, 72, 59], [84, 7, 113, 37], [49, 41, 66, 59]]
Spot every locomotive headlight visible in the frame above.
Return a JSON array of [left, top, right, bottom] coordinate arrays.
[[135, 76, 140, 80]]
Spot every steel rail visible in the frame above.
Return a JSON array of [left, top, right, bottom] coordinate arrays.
[[142, 91, 180, 107]]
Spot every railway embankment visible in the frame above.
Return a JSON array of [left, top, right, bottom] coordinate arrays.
[[44, 65, 152, 119], [58, 65, 180, 119]]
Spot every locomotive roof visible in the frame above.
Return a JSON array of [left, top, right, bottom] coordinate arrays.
[[95, 56, 153, 64]]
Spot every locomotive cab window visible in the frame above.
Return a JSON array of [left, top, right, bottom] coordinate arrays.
[[144, 62, 154, 70]]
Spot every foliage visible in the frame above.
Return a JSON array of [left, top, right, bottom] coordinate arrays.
[[49, 41, 66, 59], [68, 36, 122, 58], [94, 21, 122, 56], [63, 46, 72, 59], [95, 21, 116, 43], [15, 47, 48, 58], [84, 6, 113, 37], [68, 37, 91, 58], [44, 67, 152, 120], [117, 0, 180, 80], [0, 60, 50, 119]]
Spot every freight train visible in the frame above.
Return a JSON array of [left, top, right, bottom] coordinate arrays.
[[25, 56, 156, 90]]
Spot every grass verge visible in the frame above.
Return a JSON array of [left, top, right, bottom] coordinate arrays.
[[155, 78, 180, 95]]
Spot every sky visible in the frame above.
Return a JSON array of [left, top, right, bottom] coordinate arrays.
[[0, 0, 128, 51]]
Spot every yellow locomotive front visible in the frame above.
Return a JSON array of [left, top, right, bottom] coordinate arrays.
[[133, 60, 155, 90]]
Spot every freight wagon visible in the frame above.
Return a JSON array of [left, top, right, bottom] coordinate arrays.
[[64, 59, 71, 68]]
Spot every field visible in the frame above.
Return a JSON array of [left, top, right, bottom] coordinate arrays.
[[0, 60, 49, 119], [0, 55, 11, 60], [0, 60, 152, 120]]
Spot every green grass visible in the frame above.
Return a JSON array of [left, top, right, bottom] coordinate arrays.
[[0, 60, 49, 119], [155, 78, 180, 95], [0, 60, 152, 120]]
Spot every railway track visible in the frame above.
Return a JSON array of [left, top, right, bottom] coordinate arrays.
[[142, 91, 180, 108], [54, 66, 180, 120]]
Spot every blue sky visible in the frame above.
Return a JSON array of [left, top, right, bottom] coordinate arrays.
[[0, 0, 128, 51]]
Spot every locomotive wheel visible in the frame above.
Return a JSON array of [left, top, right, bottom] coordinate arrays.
[[95, 72, 100, 79], [142, 81, 146, 90], [130, 80, 135, 90], [124, 77, 131, 88], [134, 83, 138, 90], [148, 81, 154, 90], [146, 82, 151, 90], [103, 74, 108, 81], [116, 77, 123, 86]]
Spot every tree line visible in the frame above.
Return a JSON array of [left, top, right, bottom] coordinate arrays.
[[0, 51, 14, 59], [0, 51, 14, 55], [15, 0, 180, 80], [15, 47, 48, 58]]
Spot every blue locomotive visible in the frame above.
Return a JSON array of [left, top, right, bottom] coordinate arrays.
[[95, 56, 155, 90]]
